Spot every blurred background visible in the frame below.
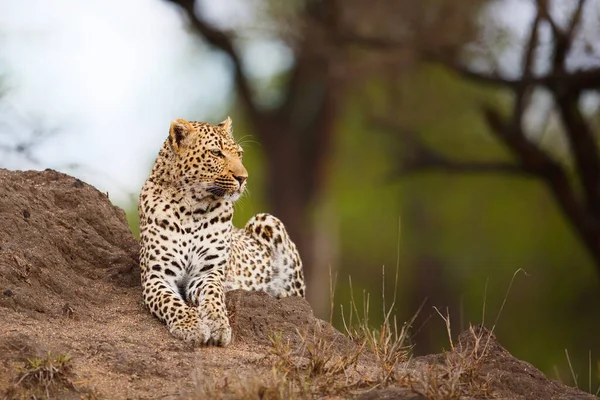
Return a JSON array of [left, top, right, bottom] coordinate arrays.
[[1, 0, 600, 390]]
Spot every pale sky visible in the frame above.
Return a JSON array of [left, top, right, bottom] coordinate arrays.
[[0, 0, 290, 205], [0, 0, 595, 206]]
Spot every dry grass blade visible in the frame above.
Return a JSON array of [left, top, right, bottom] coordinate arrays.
[[565, 349, 578, 388], [588, 350, 591, 394], [328, 264, 338, 324], [433, 307, 454, 351]]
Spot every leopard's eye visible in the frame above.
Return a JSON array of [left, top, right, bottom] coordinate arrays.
[[209, 149, 224, 157]]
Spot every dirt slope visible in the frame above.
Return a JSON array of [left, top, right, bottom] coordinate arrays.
[[0, 169, 595, 399]]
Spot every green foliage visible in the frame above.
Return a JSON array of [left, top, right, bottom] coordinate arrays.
[[126, 206, 140, 240]]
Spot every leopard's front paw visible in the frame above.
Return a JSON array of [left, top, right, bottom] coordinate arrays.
[[168, 308, 210, 344], [203, 315, 232, 347]]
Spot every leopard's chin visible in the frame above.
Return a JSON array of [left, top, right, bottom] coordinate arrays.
[[223, 189, 244, 202], [206, 185, 244, 202]]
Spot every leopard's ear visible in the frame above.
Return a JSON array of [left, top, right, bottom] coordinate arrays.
[[169, 118, 194, 152], [217, 116, 233, 138]]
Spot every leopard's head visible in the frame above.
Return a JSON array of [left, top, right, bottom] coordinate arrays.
[[167, 117, 247, 202]]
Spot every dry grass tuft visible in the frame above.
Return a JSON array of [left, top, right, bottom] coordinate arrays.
[[401, 324, 494, 399], [339, 270, 417, 386], [397, 269, 531, 399], [14, 351, 73, 398], [191, 324, 366, 399], [192, 368, 297, 400], [268, 324, 365, 396]]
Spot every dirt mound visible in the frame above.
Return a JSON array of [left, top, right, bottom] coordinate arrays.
[[0, 169, 595, 399], [454, 326, 593, 399], [0, 169, 139, 319], [399, 326, 596, 400], [226, 290, 353, 352], [0, 169, 346, 399]]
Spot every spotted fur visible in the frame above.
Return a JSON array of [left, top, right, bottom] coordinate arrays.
[[139, 117, 305, 346]]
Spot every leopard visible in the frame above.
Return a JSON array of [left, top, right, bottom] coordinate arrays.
[[138, 117, 305, 346]]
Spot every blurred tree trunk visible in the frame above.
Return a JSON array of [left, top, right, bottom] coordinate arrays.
[[404, 197, 462, 355], [254, 54, 337, 306]]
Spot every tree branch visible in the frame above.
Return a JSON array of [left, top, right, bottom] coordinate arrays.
[[335, 32, 410, 50], [483, 105, 600, 268], [433, 59, 600, 91], [540, 0, 600, 216], [534, 0, 562, 39], [164, 0, 261, 125], [338, 32, 600, 92], [482, 106, 556, 173], [554, 91, 600, 215], [567, 0, 587, 43], [511, 11, 541, 128], [373, 120, 536, 177], [403, 156, 534, 177]]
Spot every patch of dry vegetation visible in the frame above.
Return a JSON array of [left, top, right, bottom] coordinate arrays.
[[401, 324, 494, 399], [191, 267, 420, 399], [190, 267, 517, 400], [340, 278, 414, 387], [191, 324, 366, 400], [9, 351, 74, 399], [268, 325, 365, 397], [399, 270, 530, 399], [192, 369, 296, 400]]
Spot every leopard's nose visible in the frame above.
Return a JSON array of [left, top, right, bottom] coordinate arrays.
[[233, 175, 247, 186]]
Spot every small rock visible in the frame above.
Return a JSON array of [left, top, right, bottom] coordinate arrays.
[[63, 303, 75, 318]]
